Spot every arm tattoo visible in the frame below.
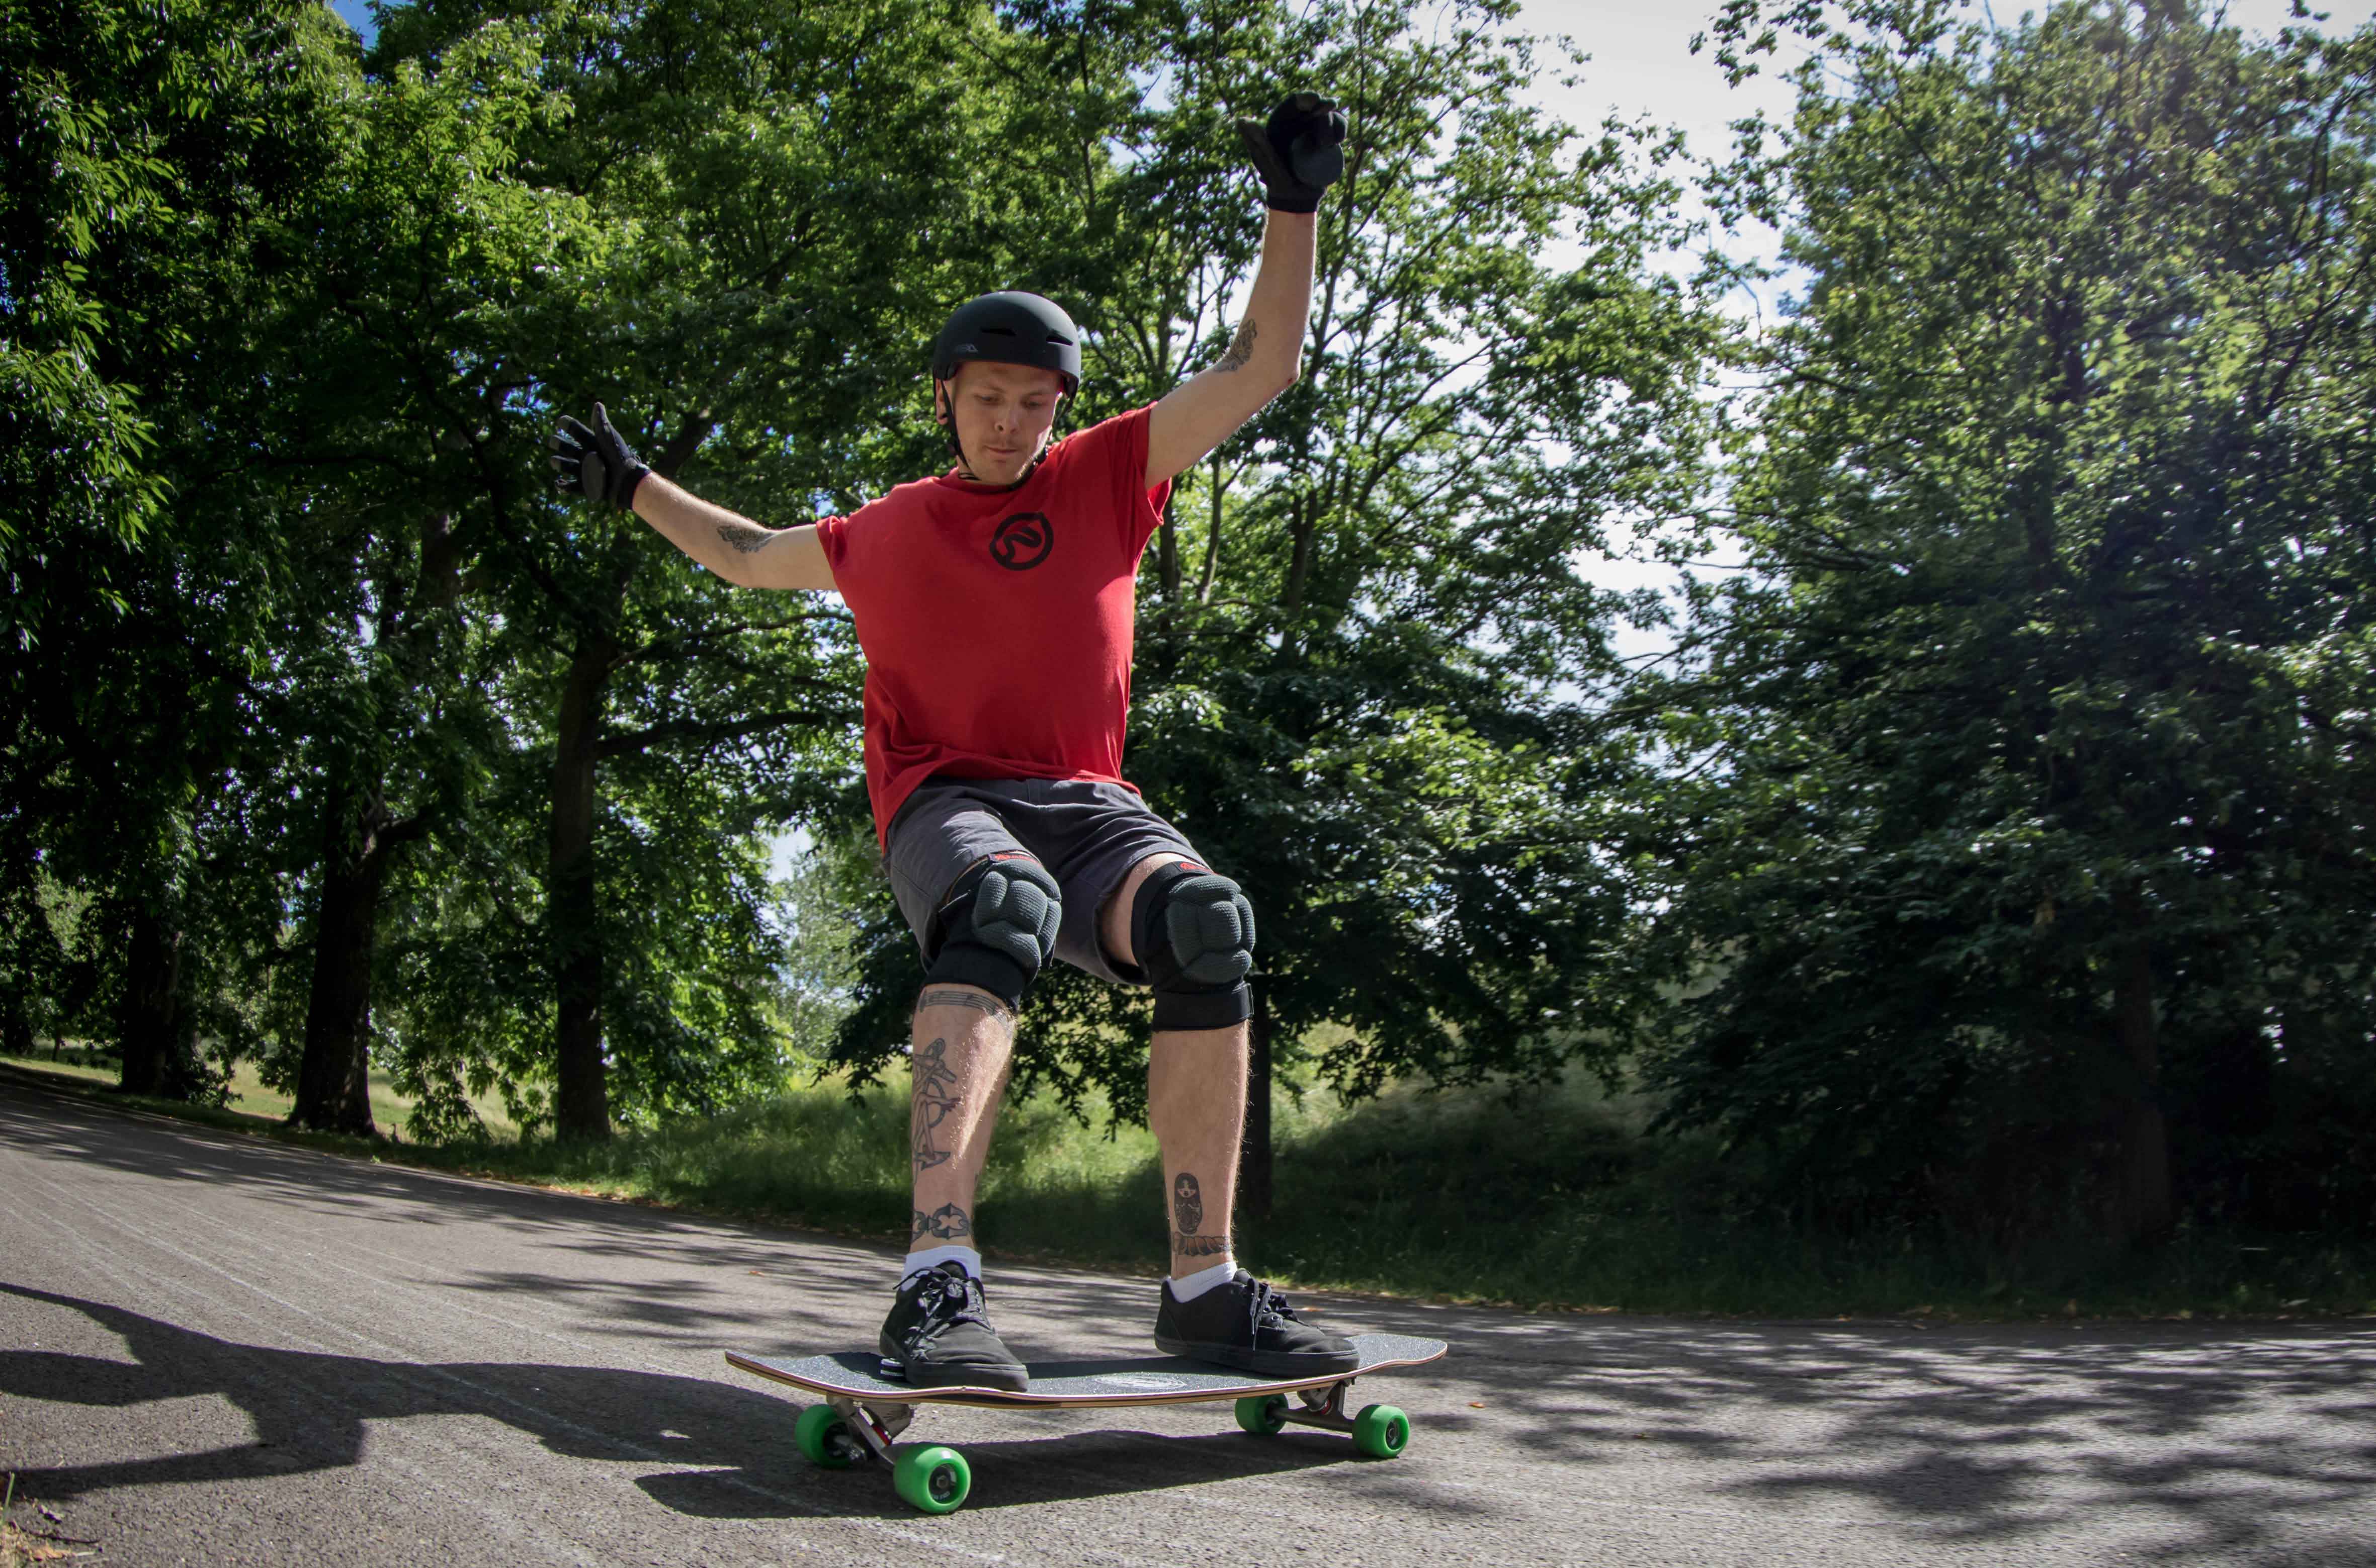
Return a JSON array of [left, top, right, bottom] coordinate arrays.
[[910, 1036, 958, 1172], [916, 988, 1012, 1023], [1215, 318, 1258, 374], [1172, 1172, 1204, 1233], [715, 520, 774, 555], [1171, 1232, 1231, 1257], [913, 1202, 974, 1242]]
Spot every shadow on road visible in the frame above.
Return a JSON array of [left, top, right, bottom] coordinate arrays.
[[0, 1283, 1359, 1520], [8, 1083, 2376, 1557]]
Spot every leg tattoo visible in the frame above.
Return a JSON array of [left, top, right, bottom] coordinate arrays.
[[911, 1036, 958, 1172], [1171, 1172, 1226, 1258], [912, 1202, 974, 1242], [1172, 1172, 1204, 1234]]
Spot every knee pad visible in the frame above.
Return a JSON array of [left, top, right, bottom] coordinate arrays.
[[1130, 861, 1255, 1031], [924, 854, 1061, 1010]]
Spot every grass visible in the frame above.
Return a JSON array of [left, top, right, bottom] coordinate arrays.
[[6, 1053, 2371, 1321], [1, 1471, 87, 1566], [1, 1050, 517, 1139]]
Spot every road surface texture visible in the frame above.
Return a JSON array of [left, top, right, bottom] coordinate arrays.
[[3, 1079, 2371, 1566]]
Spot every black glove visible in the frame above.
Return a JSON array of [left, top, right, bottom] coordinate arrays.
[[1236, 91, 1347, 214], [548, 402, 650, 511]]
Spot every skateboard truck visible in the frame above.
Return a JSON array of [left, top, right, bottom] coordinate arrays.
[[1284, 1375, 1359, 1432], [1230, 1374, 1408, 1457], [821, 1394, 909, 1464]]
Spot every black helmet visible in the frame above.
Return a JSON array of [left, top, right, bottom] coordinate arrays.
[[931, 291, 1082, 396]]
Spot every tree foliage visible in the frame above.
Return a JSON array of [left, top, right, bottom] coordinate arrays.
[[1640, 0, 2376, 1239]]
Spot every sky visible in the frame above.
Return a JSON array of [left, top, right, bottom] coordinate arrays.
[[1518, 0, 2375, 134], [330, 0, 375, 42]]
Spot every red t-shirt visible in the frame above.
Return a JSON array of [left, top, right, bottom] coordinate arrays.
[[816, 405, 1173, 844]]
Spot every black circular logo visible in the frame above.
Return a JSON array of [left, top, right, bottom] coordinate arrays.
[[989, 511, 1054, 571]]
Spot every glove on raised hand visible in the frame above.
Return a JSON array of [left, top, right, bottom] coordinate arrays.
[[549, 402, 651, 511], [1236, 91, 1347, 214]]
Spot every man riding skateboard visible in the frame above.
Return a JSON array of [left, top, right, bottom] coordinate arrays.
[[551, 92, 1353, 1393]]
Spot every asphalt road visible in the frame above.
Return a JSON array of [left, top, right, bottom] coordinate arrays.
[[3, 1079, 2371, 1566]]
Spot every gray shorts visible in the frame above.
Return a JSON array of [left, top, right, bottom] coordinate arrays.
[[883, 777, 1202, 986]]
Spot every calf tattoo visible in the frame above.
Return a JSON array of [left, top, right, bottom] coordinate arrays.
[[913, 1202, 973, 1242], [1172, 1172, 1204, 1234], [1171, 1172, 1225, 1256], [911, 1036, 958, 1172]]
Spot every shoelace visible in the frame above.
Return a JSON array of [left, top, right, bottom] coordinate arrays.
[[906, 1271, 995, 1348], [1245, 1277, 1299, 1343]]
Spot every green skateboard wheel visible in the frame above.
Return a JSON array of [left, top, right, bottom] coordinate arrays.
[[1352, 1403, 1409, 1459], [793, 1404, 855, 1468], [892, 1443, 971, 1514], [1234, 1393, 1289, 1435]]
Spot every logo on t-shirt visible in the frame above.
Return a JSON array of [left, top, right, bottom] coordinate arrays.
[[990, 511, 1054, 571]]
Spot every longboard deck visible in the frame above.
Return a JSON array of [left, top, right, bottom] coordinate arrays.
[[727, 1332, 1448, 1411]]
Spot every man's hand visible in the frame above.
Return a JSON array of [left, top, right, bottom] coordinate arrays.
[[1237, 91, 1347, 214], [549, 402, 651, 511]]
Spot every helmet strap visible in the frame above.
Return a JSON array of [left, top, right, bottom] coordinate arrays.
[[934, 376, 1056, 490], [934, 381, 979, 479]]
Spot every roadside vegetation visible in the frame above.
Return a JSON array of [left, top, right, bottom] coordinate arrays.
[[0, 1473, 86, 1566], [10, 1051, 2367, 1322]]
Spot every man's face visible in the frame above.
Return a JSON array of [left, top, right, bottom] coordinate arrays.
[[938, 360, 1066, 486]]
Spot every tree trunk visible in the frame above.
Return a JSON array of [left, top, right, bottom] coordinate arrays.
[[117, 903, 204, 1099], [1283, 492, 1314, 619], [291, 780, 388, 1135], [1238, 980, 1274, 1222], [2109, 923, 2172, 1244], [550, 629, 619, 1141], [286, 507, 458, 1134], [1198, 455, 1226, 605], [1157, 486, 1179, 600]]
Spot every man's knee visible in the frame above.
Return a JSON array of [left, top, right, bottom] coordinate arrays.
[[1130, 861, 1255, 1031], [925, 854, 1061, 1010]]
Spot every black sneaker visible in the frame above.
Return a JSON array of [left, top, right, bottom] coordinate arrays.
[[1153, 1270, 1359, 1377], [877, 1262, 1029, 1392]]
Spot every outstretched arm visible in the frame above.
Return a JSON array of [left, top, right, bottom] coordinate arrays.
[[631, 475, 835, 593], [1143, 92, 1346, 488], [550, 403, 836, 593]]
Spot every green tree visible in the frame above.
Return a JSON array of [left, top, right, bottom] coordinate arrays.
[[1641, 0, 2376, 1242], [258, 13, 597, 1133], [0, 0, 357, 1100]]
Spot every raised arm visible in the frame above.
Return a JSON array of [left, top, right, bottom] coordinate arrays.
[[1144, 92, 1346, 488], [550, 402, 837, 593], [630, 474, 835, 593]]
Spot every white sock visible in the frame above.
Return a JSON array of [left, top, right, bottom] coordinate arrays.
[[902, 1245, 982, 1284], [1166, 1258, 1237, 1301]]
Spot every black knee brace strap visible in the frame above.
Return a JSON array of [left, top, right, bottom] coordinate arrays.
[[926, 854, 1061, 1010], [1130, 860, 1255, 1031]]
